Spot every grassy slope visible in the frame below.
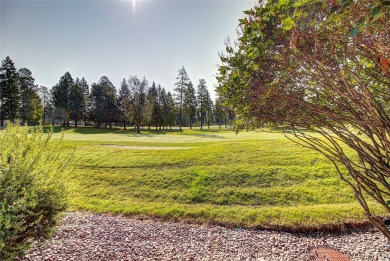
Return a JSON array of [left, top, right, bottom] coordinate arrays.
[[55, 126, 384, 231]]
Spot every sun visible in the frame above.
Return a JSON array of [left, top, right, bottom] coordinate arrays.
[[133, 0, 136, 9]]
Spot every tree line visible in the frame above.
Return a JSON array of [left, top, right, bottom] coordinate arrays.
[[0, 57, 234, 132]]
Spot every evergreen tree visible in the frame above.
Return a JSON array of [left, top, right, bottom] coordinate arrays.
[[40, 86, 50, 125], [215, 96, 225, 129], [184, 81, 197, 129], [160, 87, 168, 129], [206, 90, 213, 129], [89, 76, 117, 128], [156, 84, 164, 129], [0, 56, 19, 126], [80, 77, 90, 126], [174, 66, 190, 132], [145, 82, 160, 129], [103, 76, 117, 128], [51, 72, 73, 126], [118, 78, 132, 130], [69, 78, 85, 127], [196, 79, 208, 130], [89, 82, 105, 128], [166, 91, 176, 130], [129, 76, 148, 134], [18, 68, 42, 125]]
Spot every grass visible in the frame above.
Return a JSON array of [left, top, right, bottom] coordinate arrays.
[[52, 126, 385, 231]]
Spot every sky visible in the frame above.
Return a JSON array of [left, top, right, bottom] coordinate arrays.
[[1, 0, 255, 99]]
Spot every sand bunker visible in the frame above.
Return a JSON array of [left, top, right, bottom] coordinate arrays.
[[101, 145, 193, 150]]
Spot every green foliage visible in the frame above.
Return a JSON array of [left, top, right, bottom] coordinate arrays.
[[51, 72, 74, 125], [217, 0, 390, 239], [89, 76, 118, 128], [18, 68, 43, 125], [282, 17, 295, 30], [0, 56, 19, 125], [0, 125, 73, 260]]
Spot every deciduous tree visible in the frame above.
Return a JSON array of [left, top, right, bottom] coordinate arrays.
[[217, 0, 390, 238]]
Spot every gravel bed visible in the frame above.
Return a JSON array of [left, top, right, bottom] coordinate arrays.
[[23, 212, 390, 261]]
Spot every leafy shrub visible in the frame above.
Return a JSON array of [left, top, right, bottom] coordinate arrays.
[[0, 125, 73, 260]]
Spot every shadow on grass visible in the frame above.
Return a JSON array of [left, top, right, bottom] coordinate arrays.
[[191, 134, 225, 139]]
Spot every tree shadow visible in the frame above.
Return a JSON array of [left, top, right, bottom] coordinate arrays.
[[191, 134, 226, 139]]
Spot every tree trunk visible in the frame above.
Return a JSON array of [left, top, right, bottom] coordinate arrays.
[[179, 106, 182, 132], [0, 99, 3, 127], [123, 120, 126, 130]]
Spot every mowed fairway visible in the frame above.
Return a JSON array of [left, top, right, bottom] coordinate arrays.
[[55, 126, 384, 231]]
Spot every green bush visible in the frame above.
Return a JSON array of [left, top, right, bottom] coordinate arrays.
[[0, 125, 73, 260]]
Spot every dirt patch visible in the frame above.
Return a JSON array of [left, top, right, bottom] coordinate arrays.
[[101, 145, 193, 150]]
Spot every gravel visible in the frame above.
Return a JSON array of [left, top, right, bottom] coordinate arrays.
[[23, 212, 390, 261]]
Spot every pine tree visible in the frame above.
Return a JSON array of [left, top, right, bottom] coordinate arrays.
[[118, 78, 132, 130], [184, 81, 197, 129], [0, 56, 19, 126], [89, 76, 117, 128], [160, 87, 168, 129], [197, 79, 208, 130], [206, 90, 213, 129], [40, 86, 50, 125], [103, 76, 117, 129], [146, 82, 160, 129], [174, 66, 190, 132], [69, 78, 85, 127], [89, 82, 105, 128], [51, 72, 73, 126], [166, 91, 176, 130], [80, 77, 90, 126], [157, 84, 164, 129], [215, 96, 225, 129], [18, 68, 42, 125], [129, 76, 148, 134]]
